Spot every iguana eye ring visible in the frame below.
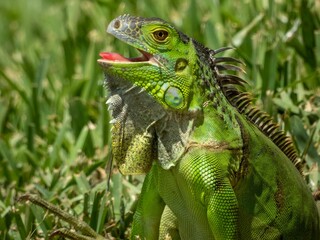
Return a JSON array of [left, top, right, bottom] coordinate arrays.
[[152, 30, 169, 42]]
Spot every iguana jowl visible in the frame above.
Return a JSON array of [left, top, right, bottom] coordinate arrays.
[[98, 14, 319, 239]]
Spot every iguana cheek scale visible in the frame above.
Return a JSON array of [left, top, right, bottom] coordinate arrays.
[[98, 14, 319, 239]]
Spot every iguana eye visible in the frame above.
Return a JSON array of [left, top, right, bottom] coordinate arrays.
[[152, 30, 169, 42]]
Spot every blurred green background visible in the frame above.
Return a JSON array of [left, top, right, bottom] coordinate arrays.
[[0, 0, 319, 239]]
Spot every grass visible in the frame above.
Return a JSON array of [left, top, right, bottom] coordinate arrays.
[[0, 0, 319, 239]]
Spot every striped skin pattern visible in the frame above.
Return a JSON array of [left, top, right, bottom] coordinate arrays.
[[98, 15, 319, 239]]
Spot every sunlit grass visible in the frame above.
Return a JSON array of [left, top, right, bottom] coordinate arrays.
[[0, 0, 319, 239]]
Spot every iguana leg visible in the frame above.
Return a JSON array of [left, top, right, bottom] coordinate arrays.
[[131, 165, 165, 240], [178, 149, 240, 239], [159, 206, 180, 240], [205, 176, 239, 239]]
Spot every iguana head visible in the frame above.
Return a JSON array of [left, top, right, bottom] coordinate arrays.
[[98, 14, 202, 112], [98, 15, 206, 174]]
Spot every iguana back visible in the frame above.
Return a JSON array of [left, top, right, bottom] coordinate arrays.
[[98, 14, 319, 239]]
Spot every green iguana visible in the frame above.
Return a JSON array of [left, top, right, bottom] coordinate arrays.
[[97, 15, 319, 239]]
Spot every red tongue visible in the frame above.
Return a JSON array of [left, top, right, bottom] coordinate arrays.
[[99, 52, 130, 62]]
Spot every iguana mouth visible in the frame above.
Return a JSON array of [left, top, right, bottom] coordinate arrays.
[[99, 49, 154, 63]]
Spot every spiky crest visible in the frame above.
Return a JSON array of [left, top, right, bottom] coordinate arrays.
[[208, 48, 303, 174]]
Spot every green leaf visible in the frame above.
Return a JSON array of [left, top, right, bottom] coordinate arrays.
[[14, 211, 27, 240], [290, 115, 320, 166]]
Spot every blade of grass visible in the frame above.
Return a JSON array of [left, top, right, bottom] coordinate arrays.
[[68, 125, 89, 166], [13, 211, 27, 240]]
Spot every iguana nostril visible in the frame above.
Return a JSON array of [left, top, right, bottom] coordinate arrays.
[[114, 20, 121, 29]]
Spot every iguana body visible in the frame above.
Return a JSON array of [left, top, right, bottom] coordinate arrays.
[[98, 15, 319, 239]]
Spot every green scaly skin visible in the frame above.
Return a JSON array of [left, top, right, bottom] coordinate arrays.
[[98, 14, 319, 239]]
